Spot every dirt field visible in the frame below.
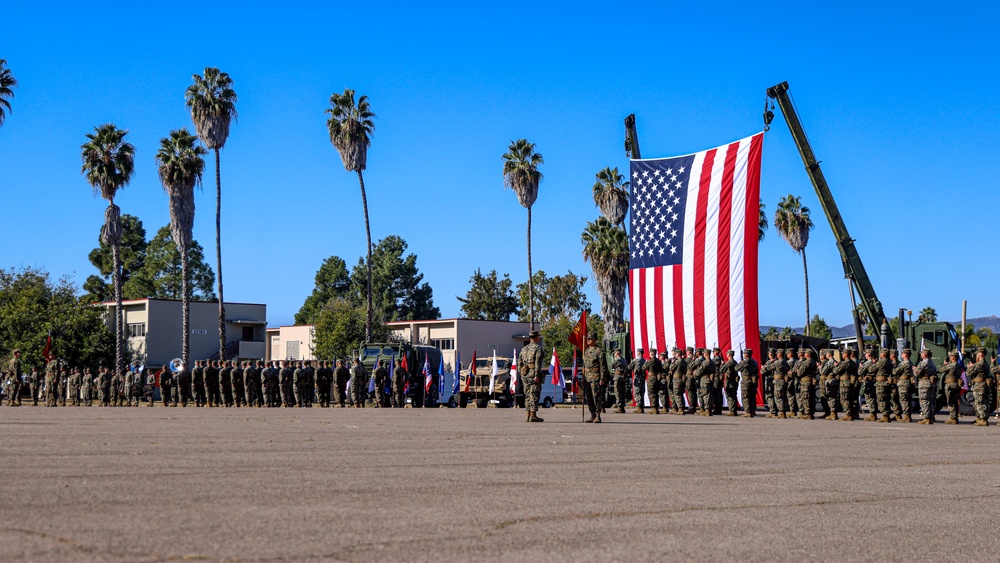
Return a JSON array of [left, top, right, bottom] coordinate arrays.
[[2, 405, 999, 561]]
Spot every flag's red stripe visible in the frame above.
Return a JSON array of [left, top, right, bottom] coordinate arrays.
[[743, 134, 764, 406], [672, 264, 685, 349], [716, 142, 739, 352], [693, 149, 716, 347], [638, 268, 648, 352], [628, 269, 636, 354], [653, 267, 666, 352]]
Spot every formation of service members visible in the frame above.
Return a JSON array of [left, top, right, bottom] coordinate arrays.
[[5, 343, 1000, 428]]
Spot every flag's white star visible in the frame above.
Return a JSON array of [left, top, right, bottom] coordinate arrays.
[[672, 213, 678, 221], [678, 166, 685, 173], [670, 246, 677, 254]]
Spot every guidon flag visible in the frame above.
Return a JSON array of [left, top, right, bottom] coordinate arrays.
[[629, 133, 764, 403]]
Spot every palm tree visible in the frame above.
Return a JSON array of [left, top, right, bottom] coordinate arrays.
[[185, 67, 237, 360], [582, 217, 629, 339], [758, 198, 768, 242], [81, 124, 135, 380], [503, 139, 544, 330], [592, 167, 629, 225], [156, 129, 207, 369], [918, 307, 937, 323], [326, 89, 376, 340], [774, 194, 815, 335], [0, 59, 16, 127]]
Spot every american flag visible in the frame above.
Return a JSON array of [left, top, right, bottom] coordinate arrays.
[[629, 133, 763, 379]]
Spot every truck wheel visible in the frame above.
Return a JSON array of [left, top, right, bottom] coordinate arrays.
[[476, 398, 488, 408], [543, 397, 554, 409], [448, 396, 457, 408], [459, 394, 468, 408]]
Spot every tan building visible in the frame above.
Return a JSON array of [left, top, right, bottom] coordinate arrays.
[[101, 298, 267, 368], [389, 318, 532, 373], [265, 325, 317, 361]]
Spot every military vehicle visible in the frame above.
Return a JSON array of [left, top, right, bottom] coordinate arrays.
[[357, 342, 443, 408], [457, 355, 512, 408]]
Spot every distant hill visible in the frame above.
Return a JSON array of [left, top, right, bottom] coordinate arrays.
[[761, 315, 1000, 340]]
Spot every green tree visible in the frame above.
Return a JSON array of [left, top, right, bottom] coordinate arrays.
[[762, 327, 779, 340], [458, 269, 519, 321], [774, 194, 815, 335], [156, 128, 207, 368], [541, 312, 605, 370], [81, 123, 135, 378], [295, 256, 351, 325], [132, 227, 216, 301], [326, 88, 376, 341], [0, 267, 114, 370], [581, 217, 629, 340], [83, 214, 147, 302], [758, 199, 768, 242], [186, 67, 238, 360], [515, 270, 590, 328], [348, 235, 439, 322], [313, 298, 392, 361], [808, 315, 833, 340], [779, 326, 792, 340], [592, 167, 629, 225], [918, 307, 938, 323], [0, 59, 16, 127], [502, 139, 543, 330]]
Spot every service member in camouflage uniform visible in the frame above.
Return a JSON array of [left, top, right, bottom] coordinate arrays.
[[333, 360, 349, 407], [349, 358, 366, 408], [372, 360, 389, 408], [737, 349, 759, 417], [29, 366, 41, 406], [159, 368, 173, 407], [68, 367, 81, 406], [391, 359, 407, 408], [144, 369, 156, 406], [817, 350, 833, 418], [761, 349, 777, 417], [645, 349, 663, 414], [205, 361, 221, 407], [872, 348, 893, 423], [968, 348, 991, 426], [685, 347, 700, 414], [192, 361, 206, 407], [887, 350, 902, 419], [785, 349, 799, 417], [57, 363, 69, 406], [232, 361, 246, 407], [278, 361, 294, 407], [695, 348, 716, 416], [669, 348, 687, 415], [719, 350, 739, 416], [99, 366, 111, 406], [893, 349, 914, 422], [610, 350, 628, 414], [81, 368, 93, 406], [914, 349, 938, 424], [794, 349, 818, 419], [520, 330, 545, 422], [45, 357, 61, 407], [772, 349, 790, 418], [627, 349, 645, 414], [582, 332, 610, 423], [219, 361, 233, 407], [939, 350, 962, 424], [6, 350, 22, 406], [316, 361, 332, 407]]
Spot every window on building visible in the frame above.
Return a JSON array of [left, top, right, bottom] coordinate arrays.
[[431, 338, 454, 350], [128, 323, 146, 338]]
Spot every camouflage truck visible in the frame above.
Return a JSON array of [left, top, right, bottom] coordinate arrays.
[[357, 342, 443, 408], [457, 355, 513, 408]]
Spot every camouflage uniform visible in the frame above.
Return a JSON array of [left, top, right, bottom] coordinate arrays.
[[914, 352, 938, 423], [349, 360, 366, 407], [68, 368, 81, 406], [761, 351, 777, 416], [232, 362, 246, 407], [177, 365, 193, 407], [893, 352, 914, 422], [334, 361, 349, 407], [627, 351, 646, 413], [6, 353, 22, 406], [669, 351, 688, 415], [192, 361, 206, 407], [772, 350, 790, 418], [685, 349, 700, 413], [795, 351, 818, 419], [582, 335, 610, 422], [45, 360, 60, 407], [785, 351, 799, 416], [280, 362, 295, 407], [645, 351, 663, 414], [695, 350, 716, 416], [144, 371, 156, 406], [372, 362, 389, 408], [392, 361, 407, 408], [873, 350, 893, 422], [159, 370, 173, 407], [939, 353, 962, 423], [719, 351, 739, 415], [610, 352, 628, 413], [205, 362, 221, 407], [520, 334, 545, 421], [316, 362, 332, 407], [817, 351, 833, 417], [968, 351, 991, 426], [737, 351, 759, 417], [57, 365, 68, 406], [220, 362, 233, 407], [29, 368, 41, 406]]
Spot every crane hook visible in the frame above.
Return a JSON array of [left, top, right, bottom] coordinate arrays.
[[763, 98, 775, 131]]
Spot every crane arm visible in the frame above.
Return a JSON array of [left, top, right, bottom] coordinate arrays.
[[765, 81, 891, 342]]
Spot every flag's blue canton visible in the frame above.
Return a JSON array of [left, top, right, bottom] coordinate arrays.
[[629, 154, 695, 270]]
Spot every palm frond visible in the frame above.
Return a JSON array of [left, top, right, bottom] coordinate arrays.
[[185, 67, 238, 150], [326, 88, 376, 172], [502, 138, 543, 209]]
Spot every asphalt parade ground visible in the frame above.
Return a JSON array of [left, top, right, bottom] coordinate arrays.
[[2, 405, 1000, 562]]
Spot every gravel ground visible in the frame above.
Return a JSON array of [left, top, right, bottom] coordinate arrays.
[[2, 404, 999, 561]]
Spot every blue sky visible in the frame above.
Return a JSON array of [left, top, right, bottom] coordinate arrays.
[[2, 1, 997, 329]]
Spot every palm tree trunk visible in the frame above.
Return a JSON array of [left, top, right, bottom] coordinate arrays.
[[357, 169, 373, 342], [112, 241, 124, 378], [802, 248, 810, 336], [181, 247, 190, 368], [215, 147, 226, 360], [527, 207, 534, 330]]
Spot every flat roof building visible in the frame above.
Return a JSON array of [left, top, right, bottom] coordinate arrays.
[[101, 298, 267, 368], [265, 325, 317, 362]]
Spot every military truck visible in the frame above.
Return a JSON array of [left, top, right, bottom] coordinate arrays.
[[357, 342, 443, 408], [457, 355, 513, 408]]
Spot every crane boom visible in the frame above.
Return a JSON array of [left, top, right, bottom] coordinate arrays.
[[766, 81, 891, 343]]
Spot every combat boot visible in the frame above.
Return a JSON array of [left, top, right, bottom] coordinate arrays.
[[741, 412, 752, 417], [864, 414, 876, 422], [528, 411, 544, 422], [726, 411, 737, 416], [585, 415, 594, 423], [902, 415, 911, 422], [777, 412, 786, 419], [632, 407, 644, 414], [974, 418, 989, 427], [594, 413, 602, 423], [878, 415, 890, 423], [917, 418, 929, 424], [945, 418, 958, 425], [650, 407, 660, 415]]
